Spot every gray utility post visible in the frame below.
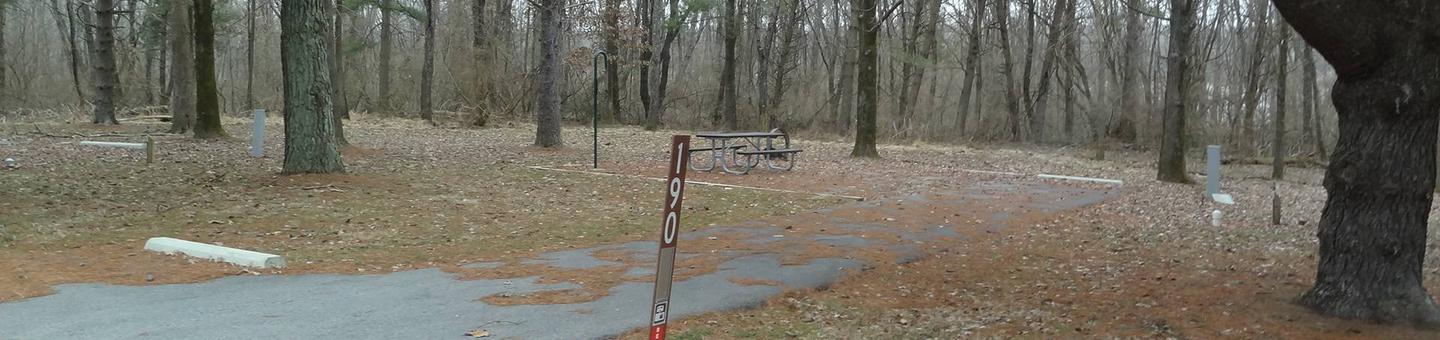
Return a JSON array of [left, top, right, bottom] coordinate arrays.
[[1206, 145, 1234, 204], [250, 109, 266, 158]]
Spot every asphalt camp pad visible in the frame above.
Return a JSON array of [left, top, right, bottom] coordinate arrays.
[[0, 180, 1112, 339]]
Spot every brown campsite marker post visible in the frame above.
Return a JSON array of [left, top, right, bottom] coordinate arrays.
[[648, 135, 690, 340]]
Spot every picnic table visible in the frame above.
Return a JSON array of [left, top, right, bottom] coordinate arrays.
[[689, 130, 803, 174]]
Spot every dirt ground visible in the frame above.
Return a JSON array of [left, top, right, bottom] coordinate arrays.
[[5, 111, 1440, 338]]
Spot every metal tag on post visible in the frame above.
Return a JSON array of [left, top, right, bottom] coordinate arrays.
[[649, 135, 690, 340]]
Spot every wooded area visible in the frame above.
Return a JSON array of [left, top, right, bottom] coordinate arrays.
[[0, 0, 1339, 163]]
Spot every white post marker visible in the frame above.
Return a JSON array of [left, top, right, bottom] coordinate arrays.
[[648, 135, 690, 340], [251, 109, 267, 158]]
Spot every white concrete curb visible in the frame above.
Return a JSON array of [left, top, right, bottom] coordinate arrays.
[[144, 237, 286, 268], [1036, 174, 1124, 186]]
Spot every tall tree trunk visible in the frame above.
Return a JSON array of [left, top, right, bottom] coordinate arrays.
[[995, 0, 1020, 142], [193, 0, 226, 138], [601, 0, 622, 124], [420, 0, 436, 124], [1157, 0, 1195, 183], [1238, 0, 1271, 158], [246, 0, 257, 110], [956, 0, 986, 137], [1273, 26, 1289, 180], [534, 0, 563, 146], [331, 0, 349, 146], [1030, 0, 1073, 143], [1277, 0, 1440, 325], [92, 0, 121, 124], [53, 0, 87, 101], [755, 1, 780, 131], [769, 0, 802, 131], [1301, 45, 1327, 161], [280, 0, 345, 174], [1108, 0, 1143, 142], [713, 0, 739, 130], [378, 0, 393, 113], [895, 0, 925, 137], [835, 0, 855, 135], [850, 0, 878, 158], [167, 0, 195, 134], [471, 0, 490, 126], [0, 0, 7, 107]]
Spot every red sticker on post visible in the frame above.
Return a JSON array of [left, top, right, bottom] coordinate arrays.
[[649, 135, 689, 340]]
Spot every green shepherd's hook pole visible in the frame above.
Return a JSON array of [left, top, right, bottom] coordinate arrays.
[[592, 51, 609, 169]]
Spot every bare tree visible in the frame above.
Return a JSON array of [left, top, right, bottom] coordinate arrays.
[[419, 0, 435, 124], [995, 0, 1020, 141], [712, 0, 739, 130], [533, 0, 563, 147], [167, 0, 195, 134], [378, 0, 393, 113], [193, 0, 227, 138], [91, 0, 121, 124], [1157, 0, 1196, 183], [850, 0, 878, 158]]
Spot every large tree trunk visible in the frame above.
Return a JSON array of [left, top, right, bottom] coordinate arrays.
[[1156, 0, 1194, 183], [1275, 0, 1440, 326], [995, 0, 1020, 142], [378, 0, 393, 113], [420, 0, 436, 124], [642, 0, 663, 130], [713, 0, 739, 130], [192, 0, 227, 138], [895, 0, 925, 137], [166, 0, 195, 134], [955, 0, 986, 137], [330, 0, 348, 146], [91, 0, 121, 124], [280, 0, 345, 174], [533, 0, 563, 147], [850, 0, 878, 158]]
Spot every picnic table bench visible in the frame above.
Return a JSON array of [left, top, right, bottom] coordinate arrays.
[[688, 130, 802, 174]]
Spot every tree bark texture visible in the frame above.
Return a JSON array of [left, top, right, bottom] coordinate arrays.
[[193, 0, 228, 138], [956, 0, 986, 136], [420, 0, 436, 124], [995, 0, 1020, 142], [1156, 0, 1195, 183], [91, 0, 121, 124], [280, 0, 345, 174], [850, 0, 878, 158], [379, 0, 393, 113], [715, 0, 739, 130], [533, 0, 563, 147], [331, 0, 348, 146], [1275, 0, 1440, 326], [1109, 0, 1143, 142], [167, 0, 195, 133]]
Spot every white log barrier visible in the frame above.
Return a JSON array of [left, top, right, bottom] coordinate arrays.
[[144, 237, 286, 268], [1036, 174, 1124, 186], [79, 141, 147, 149], [81, 139, 156, 164]]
